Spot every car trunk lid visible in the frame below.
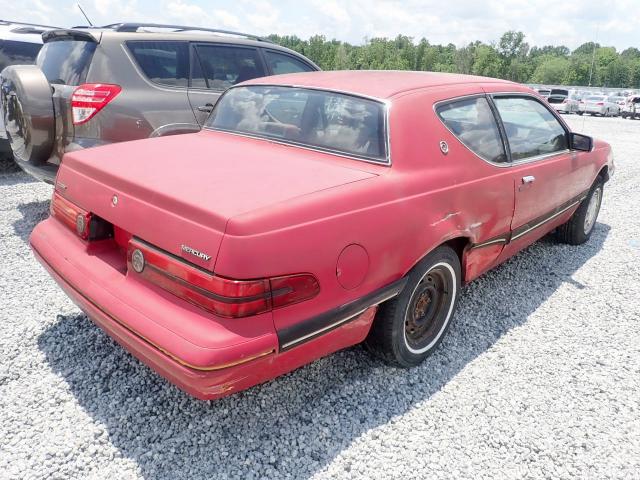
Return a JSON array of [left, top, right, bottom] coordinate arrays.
[[56, 130, 378, 270]]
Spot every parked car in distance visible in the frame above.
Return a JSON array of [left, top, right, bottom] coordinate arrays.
[[607, 95, 626, 110], [0, 22, 319, 183], [535, 87, 551, 99], [0, 19, 57, 171], [548, 93, 580, 114], [621, 95, 640, 119], [30, 71, 613, 400], [578, 95, 619, 116]]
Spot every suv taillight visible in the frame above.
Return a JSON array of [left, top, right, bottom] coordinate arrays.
[[71, 83, 122, 125], [127, 239, 320, 318]]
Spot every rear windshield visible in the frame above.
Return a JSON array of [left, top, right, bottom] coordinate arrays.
[[37, 40, 96, 85], [207, 86, 388, 163], [0, 40, 41, 71]]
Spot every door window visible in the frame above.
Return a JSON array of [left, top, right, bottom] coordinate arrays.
[[192, 45, 265, 90], [493, 96, 568, 161], [436, 96, 507, 163], [127, 41, 189, 87], [264, 50, 315, 75]]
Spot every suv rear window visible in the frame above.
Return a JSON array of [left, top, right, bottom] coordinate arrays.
[[207, 86, 388, 163], [0, 40, 41, 71], [38, 40, 96, 86], [127, 41, 189, 87]]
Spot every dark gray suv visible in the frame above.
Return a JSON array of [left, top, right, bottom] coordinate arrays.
[[0, 23, 319, 183]]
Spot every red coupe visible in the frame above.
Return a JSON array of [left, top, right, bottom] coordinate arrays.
[[31, 71, 613, 400]]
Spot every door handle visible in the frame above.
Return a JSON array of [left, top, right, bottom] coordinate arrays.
[[197, 103, 214, 113], [522, 175, 536, 184]]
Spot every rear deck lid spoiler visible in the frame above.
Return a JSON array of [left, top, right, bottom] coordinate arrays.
[[42, 29, 101, 43]]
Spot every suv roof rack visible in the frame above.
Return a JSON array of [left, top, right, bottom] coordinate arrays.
[[71, 22, 273, 43], [0, 19, 58, 29]]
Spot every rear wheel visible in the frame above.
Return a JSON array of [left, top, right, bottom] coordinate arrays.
[[365, 246, 461, 367], [557, 178, 603, 245]]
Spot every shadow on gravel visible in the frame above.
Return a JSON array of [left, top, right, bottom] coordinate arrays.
[[0, 171, 38, 187], [38, 224, 609, 479], [12, 200, 49, 243]]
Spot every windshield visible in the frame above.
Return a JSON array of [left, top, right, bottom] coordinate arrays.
[[206, 86, 388, 163]]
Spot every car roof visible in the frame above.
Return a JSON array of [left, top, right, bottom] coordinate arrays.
[[0, 20, 57, 43], [240, 70, 516, 100]]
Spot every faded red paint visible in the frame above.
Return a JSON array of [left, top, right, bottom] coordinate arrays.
[[30, 71, 612, 400]]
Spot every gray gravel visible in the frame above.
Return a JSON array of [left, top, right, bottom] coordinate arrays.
[[1, 114, 639, 480]]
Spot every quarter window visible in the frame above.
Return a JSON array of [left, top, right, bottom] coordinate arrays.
[[493, 96, 568, 160], [127, 41, 189, 87], [264, 50, 315, 75], [192, 45, 265, 90], [436, 97, 507, 163]]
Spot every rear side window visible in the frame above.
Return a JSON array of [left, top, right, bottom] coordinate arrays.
[[0, 40, 41, 71], [37, 40, 96, 85], [436, 97, 507, 163], [493, 96, 568, 160], [192, 45, 265, 90], [264, 50, 315, 75], [127, 41, 189, 87]]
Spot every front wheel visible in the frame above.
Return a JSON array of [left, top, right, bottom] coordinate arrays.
[[365, 246, 461, 367], [557, 179, 603, 245]]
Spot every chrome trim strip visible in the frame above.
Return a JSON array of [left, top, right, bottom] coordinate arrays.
[[470, 237, 508, 250], [280, 290, 400, 350], [511, 198, 584, 241]]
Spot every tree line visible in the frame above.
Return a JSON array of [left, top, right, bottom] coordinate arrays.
[[269, 31, 640, 89]]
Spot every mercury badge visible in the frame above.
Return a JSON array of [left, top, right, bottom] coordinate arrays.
[[181, 244, 212, 261], [439, 140, 449, 155]]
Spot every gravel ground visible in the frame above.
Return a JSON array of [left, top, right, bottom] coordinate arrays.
[[1, 114, 639, 480]]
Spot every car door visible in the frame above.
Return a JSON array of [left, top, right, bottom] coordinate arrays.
[[187, 43, 267, 125], [489, 93, 590, 260]]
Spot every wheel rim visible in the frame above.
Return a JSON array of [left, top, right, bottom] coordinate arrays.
[[403, 262, 456, 354], [584, 187, 602, 235]]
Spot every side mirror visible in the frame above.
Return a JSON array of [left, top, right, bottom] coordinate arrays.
[[569, 132, 593, 152]]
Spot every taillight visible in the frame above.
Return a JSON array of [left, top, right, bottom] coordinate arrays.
[[127, 239, 320, 318], [51, 191, 91, 239], [50, 191, 113, 241], [71, 83, 122, 125], [596, 102, 604, 106]]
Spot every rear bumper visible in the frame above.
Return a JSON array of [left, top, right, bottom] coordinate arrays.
[[30, 217, 382, 400]]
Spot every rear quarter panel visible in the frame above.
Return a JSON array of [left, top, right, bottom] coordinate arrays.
[[215, 84, 517, 332]]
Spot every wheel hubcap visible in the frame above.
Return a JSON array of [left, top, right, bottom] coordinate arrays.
[[584, 187, 601, 235], [404, 265, 454, 353]]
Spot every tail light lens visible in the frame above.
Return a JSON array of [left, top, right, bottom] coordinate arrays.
[[596, 102, 604, 106], [127, 239, 320, 318], [51, 191, 91, 239], [71, 83, 122, 125], [50, 191, 113, 241]]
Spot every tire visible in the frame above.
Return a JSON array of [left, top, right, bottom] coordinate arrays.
[[365, 245, 461, 367], [577, 111, 584, 116], [557, 178, 604, 245]]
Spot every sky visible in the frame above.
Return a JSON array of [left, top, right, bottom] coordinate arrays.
[[2, 0, 639, 51]]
